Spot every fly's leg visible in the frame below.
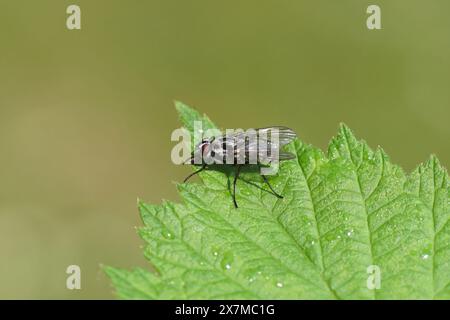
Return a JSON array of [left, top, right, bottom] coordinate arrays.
[[183, 164, 207, 183], [232, 165, 243, 208], [257, 164, 283, 198], [261, 174, 283, 199]]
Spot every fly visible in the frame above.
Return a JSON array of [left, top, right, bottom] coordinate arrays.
[[183, 126, 297, 208]]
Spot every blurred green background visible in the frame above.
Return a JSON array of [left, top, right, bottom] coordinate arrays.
[[0, 0, 449, 299]]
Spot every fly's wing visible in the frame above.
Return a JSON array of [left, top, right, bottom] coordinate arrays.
[[279, 151, 296, 160], [208, 127, 297, 164], [256, 126, 297, 146], [257, 127, 296, 163], [249, 127, 297, 163]]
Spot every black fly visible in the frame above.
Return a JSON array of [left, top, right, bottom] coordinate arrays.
[[183, 127, 297, 208]]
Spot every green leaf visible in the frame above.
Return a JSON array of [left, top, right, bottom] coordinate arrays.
[[105, 102, 450, 299], [405, 156, 450, 299]]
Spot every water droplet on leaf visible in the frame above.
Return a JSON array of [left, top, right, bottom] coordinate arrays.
[[220, 251, 234, 270], [162, 229, 174, 239]]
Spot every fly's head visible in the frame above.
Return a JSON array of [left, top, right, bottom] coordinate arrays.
[[186, 138, 213, 165]]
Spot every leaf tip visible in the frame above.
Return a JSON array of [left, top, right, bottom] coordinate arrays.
[[427, 154, 448, 175], [103, 265, 117, 278], [176, 182, 188, 192], [174, 99, 187, 112], [429, 154, 441, 165], [337, 122, 354, 137]]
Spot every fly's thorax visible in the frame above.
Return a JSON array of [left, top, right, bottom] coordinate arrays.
[[199, 139, 223, 165]]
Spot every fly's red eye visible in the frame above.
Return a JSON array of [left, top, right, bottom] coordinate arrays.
[[201, 143, 208, 153]]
